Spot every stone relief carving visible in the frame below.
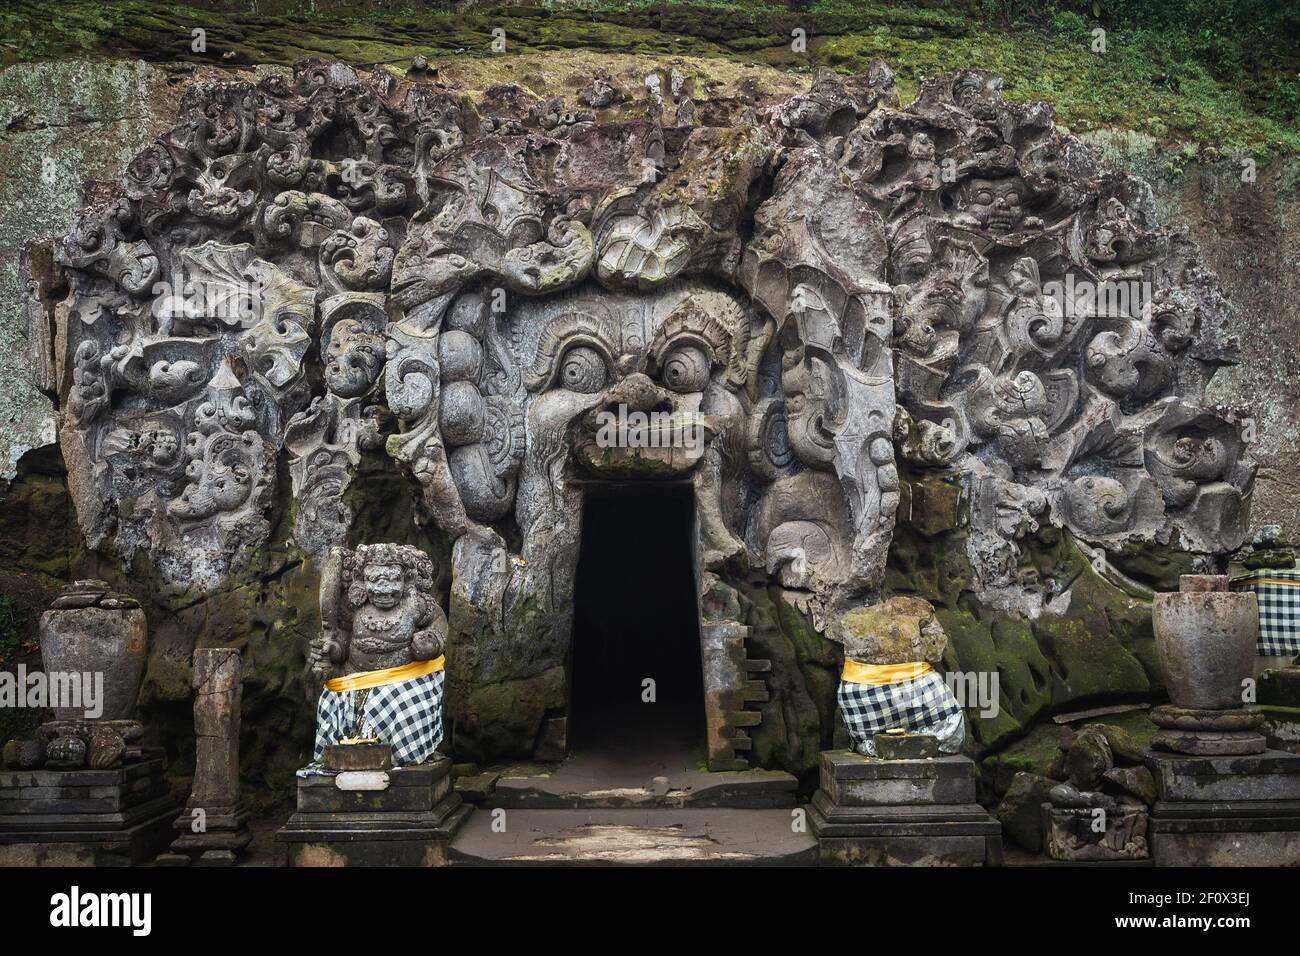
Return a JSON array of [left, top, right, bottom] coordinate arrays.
[[25, 58, 1252, 742]]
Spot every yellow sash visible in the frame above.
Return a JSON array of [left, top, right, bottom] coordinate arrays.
[[841, 660, 932, 686], [325, 656, 444, 694]]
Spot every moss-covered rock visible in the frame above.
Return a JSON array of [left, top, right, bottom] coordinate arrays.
[[996, 771, 1055, 852]]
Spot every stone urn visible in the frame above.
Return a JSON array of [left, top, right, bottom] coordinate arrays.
[[38, 580, 147, 721], [1153, 575, 1257, 711]]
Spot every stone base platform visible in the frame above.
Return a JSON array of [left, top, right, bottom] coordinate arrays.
[[275, 757, 468, 867], [0, 757, 176, 866], [1146, 749, 1300, 866], [807, 750, 1001, 866], [168, 802, 252, 863]]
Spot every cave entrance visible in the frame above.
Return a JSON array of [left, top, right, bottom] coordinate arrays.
[[568, 483, 706, 765]]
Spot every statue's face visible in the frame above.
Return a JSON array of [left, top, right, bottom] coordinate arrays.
[[521, 292, 744, 481], [145, 429, 180, 466], [960, 177, 1025, 233], [324, 319, 384, 398], [363, 562, 405, 609], [562, 336, 713, 480]]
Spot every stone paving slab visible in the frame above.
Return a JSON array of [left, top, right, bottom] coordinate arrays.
[[450, 808, 817, 865]]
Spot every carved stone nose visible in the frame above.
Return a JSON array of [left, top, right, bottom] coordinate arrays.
[[603, 372, 671, 413]]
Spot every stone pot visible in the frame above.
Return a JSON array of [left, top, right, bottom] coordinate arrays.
[[1153, 574, 1257, 711], [38, 580, 147, 721]]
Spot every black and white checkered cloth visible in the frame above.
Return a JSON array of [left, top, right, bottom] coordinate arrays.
[[1232, 570, 1300, 656], [838, 670, 966, 757], [313, 669, 444, 766]]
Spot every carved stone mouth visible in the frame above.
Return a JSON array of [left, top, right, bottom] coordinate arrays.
[[987, 211, 1019, 231], [572, 410, 713, 479]]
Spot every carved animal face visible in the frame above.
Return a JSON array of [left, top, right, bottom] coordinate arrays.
[[324, 319, 384, 398], [545, 329, 716, 480], [523, 290, 746, 481]]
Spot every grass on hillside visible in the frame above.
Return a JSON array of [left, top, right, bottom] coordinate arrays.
[[0, 1, 1295, 156]]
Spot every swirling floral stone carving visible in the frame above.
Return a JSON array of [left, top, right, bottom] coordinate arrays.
[[25, 58, 1252, 759]]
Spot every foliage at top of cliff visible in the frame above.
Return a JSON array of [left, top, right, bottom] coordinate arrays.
[[0, 0, 1297, 156]]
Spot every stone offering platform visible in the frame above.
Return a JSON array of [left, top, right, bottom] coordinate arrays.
[[1145, 749, 1300, 866], [808, 750, 1001, 866], [0, 756, 175, 866], [450, 807, 817, 865], [275, 757, 468, 867]]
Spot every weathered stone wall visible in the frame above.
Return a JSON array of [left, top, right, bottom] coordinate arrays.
[[1, 53, 1296, 806], [1086, 132, 1300, 541]]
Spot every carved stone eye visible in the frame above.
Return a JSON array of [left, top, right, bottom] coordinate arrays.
[[559, 346, 606, 393], [660, 344, 710, 392]]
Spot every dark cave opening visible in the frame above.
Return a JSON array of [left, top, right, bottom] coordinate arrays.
[[568, 483, 706, 760]]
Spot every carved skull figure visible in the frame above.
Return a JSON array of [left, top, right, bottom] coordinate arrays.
[[954, 176, 1028, 233]]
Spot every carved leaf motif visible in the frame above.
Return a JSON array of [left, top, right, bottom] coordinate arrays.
[[176, 242, 265, 329]]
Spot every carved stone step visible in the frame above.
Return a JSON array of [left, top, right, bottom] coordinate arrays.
[[487, 756, 798, 810]]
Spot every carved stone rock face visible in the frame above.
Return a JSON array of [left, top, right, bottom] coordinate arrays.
[[25, 58, 1254, 708]]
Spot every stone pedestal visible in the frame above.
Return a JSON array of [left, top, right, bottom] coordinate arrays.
[[1145, 749, 1300, 866], [807, 750, 1001, 866], [0, 756, 176, 865], [275, 757, 468, 866]]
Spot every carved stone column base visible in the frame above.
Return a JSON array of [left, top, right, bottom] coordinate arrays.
[[275, 757, 468, 866], [168, 801, 251, 860], [807, 750, 1001, 866], [1145, 750, 1300, 865], [1151, 706, 1266, 755]]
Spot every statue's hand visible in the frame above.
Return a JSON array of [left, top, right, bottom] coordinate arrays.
[[411, 627, 445, 662], [308, 641, 337, 680]]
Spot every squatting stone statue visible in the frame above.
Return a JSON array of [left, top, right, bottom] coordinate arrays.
[[309, 544, 447, 766], [836, 596, 965, 756]]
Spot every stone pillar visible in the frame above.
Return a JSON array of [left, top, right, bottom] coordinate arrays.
[[1151, 575, 1264, 754], [164, 647, 249, 865]]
